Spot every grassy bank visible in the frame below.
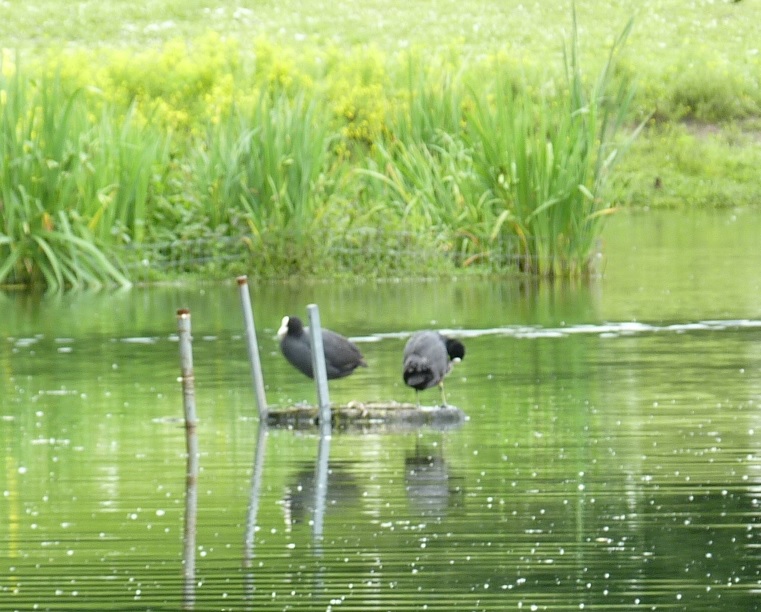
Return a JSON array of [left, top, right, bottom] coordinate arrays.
[[2, 0, 760, 127], [1, 1, 760, 288]]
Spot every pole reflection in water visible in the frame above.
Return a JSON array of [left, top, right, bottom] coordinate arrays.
[[283, 459, 361, 528], [312, 433, 331, 553], [182, 444, 199, 611], [243, 424, 268, 602], [312, 432, 331, 593], [404, 438, 464, 516]]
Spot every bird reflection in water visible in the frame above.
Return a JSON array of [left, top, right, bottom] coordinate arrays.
[[405, 439, 464, 516]]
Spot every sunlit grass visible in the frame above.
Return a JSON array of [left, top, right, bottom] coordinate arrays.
[[2, 0, 760, 121], [614, 123, 761, 208]]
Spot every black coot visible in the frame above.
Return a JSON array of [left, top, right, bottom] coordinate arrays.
[[278, 315, 367, 380], [402, 331, 465, 406]]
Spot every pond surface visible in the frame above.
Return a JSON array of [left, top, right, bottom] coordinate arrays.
[[1, 209, 760, 611]]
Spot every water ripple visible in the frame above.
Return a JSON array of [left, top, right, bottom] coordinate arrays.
[[359, 319, 761, 343]]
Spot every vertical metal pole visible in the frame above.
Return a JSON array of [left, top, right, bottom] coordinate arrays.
[[306, 304, 331, 433], [237, 276, 269, 420], [177, 309, 198, 610]]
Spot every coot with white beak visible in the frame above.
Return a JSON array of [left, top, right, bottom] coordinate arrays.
[[278, 315, 367, 380]]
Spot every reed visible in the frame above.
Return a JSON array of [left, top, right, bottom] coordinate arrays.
[[356, 15, 638, 275], [0, 9, 644, 287], [467, 14, 639, 276], [91, 110, 171, 245], [357, 132, 491, 267], [0, 65, 131, 288], [394, 52, 467, 147], [188, 91, 333, 275]]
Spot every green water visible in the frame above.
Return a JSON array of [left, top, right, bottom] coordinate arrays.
[[1, 210, 760, 610]]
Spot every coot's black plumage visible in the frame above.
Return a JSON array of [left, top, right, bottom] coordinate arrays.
[[402, 331, 465, 406], [278, 315, 367, 380]]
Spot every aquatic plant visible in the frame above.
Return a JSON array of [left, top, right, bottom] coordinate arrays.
[[467, 14, 640, 276], [187, 91, 333, 275], [9, 4, 743, 286], [0, 64, 132, 288]]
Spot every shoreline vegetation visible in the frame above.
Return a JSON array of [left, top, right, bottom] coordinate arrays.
[[1, 1, 760, 289]]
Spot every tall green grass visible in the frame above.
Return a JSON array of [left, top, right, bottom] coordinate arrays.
[[395, 53, 467, 147], [356, 16, 640, 276], [187, 92, 332, 275], [467, 16, 639, 276], [93, 111, 171, 245], [0, 60, 173, 288], [0, 68, 127, 288], [1, 11, 642, 288]]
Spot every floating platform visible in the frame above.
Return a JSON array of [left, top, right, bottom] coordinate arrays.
[[266, 401, 467, 432]]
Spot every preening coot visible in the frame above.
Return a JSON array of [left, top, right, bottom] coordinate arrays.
[[278, 315, 367, 380], [402, 331, 465, 406]]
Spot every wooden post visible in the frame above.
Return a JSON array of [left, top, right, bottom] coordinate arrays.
[[177, 309, 198, 610], [306, 304, 331, 433], [237, 276, 268, 420]]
